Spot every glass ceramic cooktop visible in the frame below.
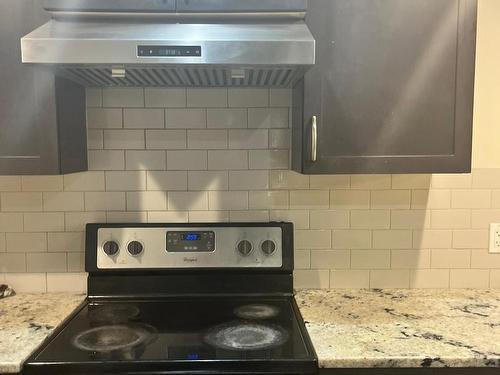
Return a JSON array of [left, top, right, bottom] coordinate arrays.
[[33, 297, 312, 363]]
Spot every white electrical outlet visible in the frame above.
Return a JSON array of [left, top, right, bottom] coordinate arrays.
[[489, 223, 500, 254]]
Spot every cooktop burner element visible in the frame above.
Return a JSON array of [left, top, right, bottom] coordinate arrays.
[[73, 324, 156, 353], [89, 304, 140, 324], [234, 304, 280, 320], [204, 321, 288, 351]]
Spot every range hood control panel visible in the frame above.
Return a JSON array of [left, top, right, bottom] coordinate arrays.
[[138, 45, 202, 57]]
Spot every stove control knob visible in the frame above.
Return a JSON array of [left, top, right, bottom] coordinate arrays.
[[261, 240, 276, 256], [103, 241, 119, 256], [127, 241, 144, 256], [236, 240, 253, 257]]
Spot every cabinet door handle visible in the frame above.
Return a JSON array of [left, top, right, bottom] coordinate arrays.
[[311, 115, 318, 162]]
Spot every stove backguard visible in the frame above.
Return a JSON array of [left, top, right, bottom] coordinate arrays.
[[85, 222, 294, 298]]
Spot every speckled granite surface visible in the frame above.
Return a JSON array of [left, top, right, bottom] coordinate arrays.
[[295, 289, 500, 368], [0, 293, 85, 373]]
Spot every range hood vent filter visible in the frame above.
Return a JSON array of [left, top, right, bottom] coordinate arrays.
[[57, 66, 303, 88]]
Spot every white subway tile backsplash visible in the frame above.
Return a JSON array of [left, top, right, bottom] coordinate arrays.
[[64, 172, 105, 192], [27, 253, 67, 272], [0, 253, 26, 272], [450, 269, 490, 288], [148, 171, 188, 191], [187, 88, 227, 108], [87, 130, 104, 150], [146, 130, 186, 150], [65, 212, 106, 232], [269, 129, 290, 149], [290, 190, 329, 210], [4, 87, 500, 290], [249, 150, 288, 169], [410, 269, 450, 288], [0, 177, 21, 192], [86, 88, 102, 107], [188, 130, 228, 149], [127, 191, 167, 211], [102, 88, 144, 107], [229, 129, 268, 149], [208, 191, 248, 210], [43, 192, 84, 212], [148, 211, 189, 223], [207, 109, 247, 128], [88, 150, 125, 170], [85, 192, 126, 211], [370, 270, 410, 288], [269, 89, 292, 107], [187, 171, 227, 191], [310, 250, 350, 269], [6, 233, 47, 252], [229, 210, 270, 222], [330, 270, 370, 288], [208, 150, 248, 170], [295, 230, 331, 249], [352, 250, 390, 269], [87, 108, 123, 129], [270, 171, 309, 190], [310, 210, 349, 229], [330, 190, 370, 209], [228, 89, 268, 107], [166, 109, 206, 128], [1, 192, 42, 212], [126, 150, 166, 170], [145, 88, 186, 108], [248, 108, 288, 128], [249, 191, 288, 210], [167, 150, 207, 170], [188, 211, 229, 223], [104, 130, 145, 149], [0, 213, 23, 232], [229, 171, 269, 190], [105, 171, 146, 191], [106, 211, 147, 223], [21, 176, 62, 192], [124, 108, 164, 128], [270, 210, 309, 229], [24, 213, 64, 232], [168, 192, 208, 211], [48, 232, 84, 252], [373, 230, 412, 249], [310, 175, 349, 189]]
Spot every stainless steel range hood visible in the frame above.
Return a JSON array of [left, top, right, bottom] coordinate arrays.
[[21, 1, 315, 88]]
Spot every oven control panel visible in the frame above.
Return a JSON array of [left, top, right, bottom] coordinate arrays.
[[96, 226, 282, 269]]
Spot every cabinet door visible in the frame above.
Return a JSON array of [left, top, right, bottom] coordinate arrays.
[[294, 0, 477, 174], [0, 0, 87, 174]]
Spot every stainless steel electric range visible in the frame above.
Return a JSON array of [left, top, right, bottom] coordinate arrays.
[[24, 222, 317, 375]]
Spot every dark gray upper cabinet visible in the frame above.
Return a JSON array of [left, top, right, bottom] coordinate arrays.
[[0, 0, 87, 175], [292, 0, 477, 174]]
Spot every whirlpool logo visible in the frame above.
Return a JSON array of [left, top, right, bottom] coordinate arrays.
[[183, 257, 198, 263]]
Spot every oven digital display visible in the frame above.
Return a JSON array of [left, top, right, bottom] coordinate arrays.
[[182, 233, 200, 241], [166, 231, 215, 252]]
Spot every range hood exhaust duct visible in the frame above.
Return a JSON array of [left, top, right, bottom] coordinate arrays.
[[21, 1, 315, 88]]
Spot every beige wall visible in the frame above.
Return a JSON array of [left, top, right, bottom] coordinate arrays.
[[472, 0, 500, 168], [0, 0, 499, 293]]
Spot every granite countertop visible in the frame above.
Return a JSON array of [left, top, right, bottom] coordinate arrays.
[[295, 289, 500, 369], [0, 293, 85, 373]]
